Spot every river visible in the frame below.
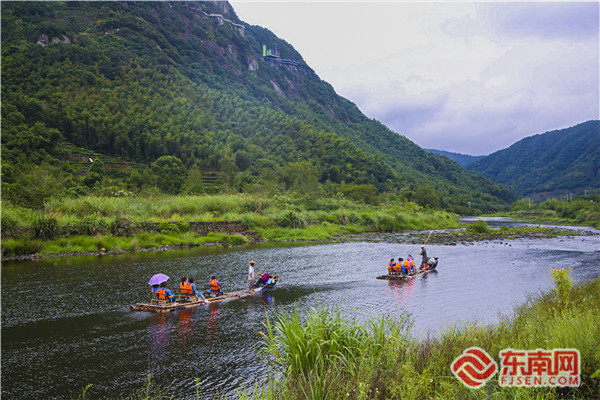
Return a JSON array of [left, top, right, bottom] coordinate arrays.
[[2, 220, 599, 399]]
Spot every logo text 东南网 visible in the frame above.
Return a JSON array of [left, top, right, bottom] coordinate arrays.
[[498, 348, 580, 387]]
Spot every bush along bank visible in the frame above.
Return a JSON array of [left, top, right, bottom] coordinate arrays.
[[1, 195, 460, 259], [241, 272, 600, 400]]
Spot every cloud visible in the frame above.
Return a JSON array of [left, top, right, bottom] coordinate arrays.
[[478, 2, 600, 40]]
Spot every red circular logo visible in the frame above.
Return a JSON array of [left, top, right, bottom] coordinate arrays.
[[451, 347, 498, 388]]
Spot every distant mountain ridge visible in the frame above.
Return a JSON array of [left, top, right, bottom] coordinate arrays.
[[425, 149, 484, 167], [466, 121, 599, 199]]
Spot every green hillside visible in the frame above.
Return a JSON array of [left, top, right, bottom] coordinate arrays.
[[1, 1, 516, 211], [467, 121, 599, 199]]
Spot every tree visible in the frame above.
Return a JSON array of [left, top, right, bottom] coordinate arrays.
[[151, 155, 187, 194]]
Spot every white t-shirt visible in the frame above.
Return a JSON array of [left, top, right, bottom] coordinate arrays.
[[248, 265, 255, 280]]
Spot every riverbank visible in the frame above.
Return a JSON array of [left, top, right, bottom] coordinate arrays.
[[3, 218, 593, 262], [2, 194, 460, 260]]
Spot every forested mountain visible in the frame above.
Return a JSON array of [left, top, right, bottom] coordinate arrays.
[[425, 149, 484, 167], [466, 121, 599, 199], [1, 1, 517, 211]]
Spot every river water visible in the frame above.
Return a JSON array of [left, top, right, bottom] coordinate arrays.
[[2, 221, 599, 399]]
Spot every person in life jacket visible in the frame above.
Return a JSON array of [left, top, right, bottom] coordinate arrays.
[[388, 258, 396, 274], [180, 276, 193, 296], [188, 276, 206, 301], [407, 255, 415, 274], [157, 282, 176, 303], [395, 257, 404, 274], [209, 275, 222, 292], [401, 257, 412, 275]]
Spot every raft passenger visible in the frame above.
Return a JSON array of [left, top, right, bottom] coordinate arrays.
[[188, 276, 206, 301], [209, 275, 222, 293], [407, 255, 416, 274], [388, 258, 396, 274], [158, 282, 176, 303], [180, 276, 192, 296]]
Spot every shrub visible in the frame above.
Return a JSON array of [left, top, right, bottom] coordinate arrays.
[[1, 207, 22, 239], [158, 221, 189, 234], [1, 239, 43, 256], [466, 219, 491, 233], [74, 214, 107, 235], [224, 234, 248, 246], [550, 267, 573, 305], [278, 211, 306, 229], [32, 212, 60, 239], [110, 215, 135, 236]]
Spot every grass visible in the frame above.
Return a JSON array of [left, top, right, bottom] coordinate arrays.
[[1, 231, 247, 257], [2, 195, 460, 257]]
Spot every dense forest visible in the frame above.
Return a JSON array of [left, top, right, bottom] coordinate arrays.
[[467, 121, 599, 199], [1, 1, 517, 213]]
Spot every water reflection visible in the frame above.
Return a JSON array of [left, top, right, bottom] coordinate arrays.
[[149, 313, 174, 363], [207, 303, 221, 339], [386, 277, 416, 304], [178, 307, 202, 345]]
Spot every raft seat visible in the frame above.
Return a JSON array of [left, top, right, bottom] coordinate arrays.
[[150, 293, 168, 307], [177, 294, 195, 302]]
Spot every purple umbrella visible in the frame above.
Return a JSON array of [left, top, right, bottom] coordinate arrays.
[[148, 273, 169, 286]]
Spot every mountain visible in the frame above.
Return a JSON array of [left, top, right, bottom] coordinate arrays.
[[466, 121, 599, 199], [1, 1, 517, 211], [425, 149, 484, 167]]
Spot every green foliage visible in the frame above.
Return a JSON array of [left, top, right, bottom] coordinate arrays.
[[0, 206, 23, 239], [1, 239, 43, 257], [32, 212, 60, 239], [157, 221, 189, 234], [511, 194, 600, 228], [466, 219, 492, 233], [550, 267, 573, 305], [110, 215, 134, 236], [151, 156, 187, 194], [338, 183, 378, 204], [74, 213, 107, 235], [277, 210, 306, 229]]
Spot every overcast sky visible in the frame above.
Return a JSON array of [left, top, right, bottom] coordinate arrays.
[[229, 1, 599, 155]]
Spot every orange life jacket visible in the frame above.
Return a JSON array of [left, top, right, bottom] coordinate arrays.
[[209, 279, 221, 291], [180, 281, 194, 295], [157, 287, 173, 300], [388, 261, 395, 273]]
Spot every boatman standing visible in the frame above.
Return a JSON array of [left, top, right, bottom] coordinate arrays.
[[248, 260, 256, 293], [419, 246, 428, 269]]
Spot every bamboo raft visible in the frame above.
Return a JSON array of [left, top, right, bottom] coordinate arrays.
[[130, 275, 278, 313], [377, 260, 438, 281]]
